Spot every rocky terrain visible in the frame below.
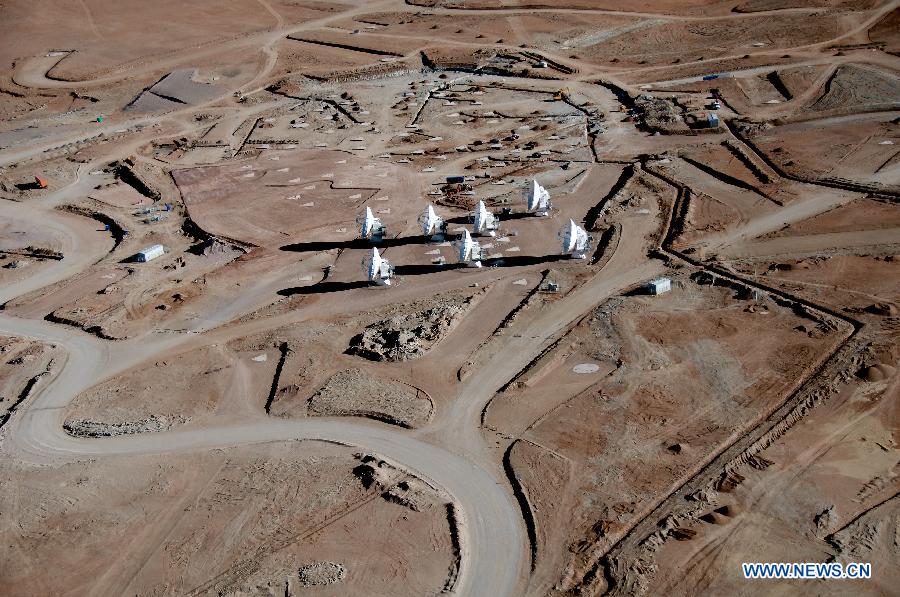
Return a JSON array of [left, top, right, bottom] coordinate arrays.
[[308, 368, 433, 428], [348, 295, 475, 362]]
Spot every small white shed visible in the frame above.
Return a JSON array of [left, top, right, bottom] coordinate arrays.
[[648, 277, 672, 295], [136, 244, 165, 262]]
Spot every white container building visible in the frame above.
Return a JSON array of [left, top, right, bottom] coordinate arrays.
[[136, 244, 165, 262], [648, 277, 672, 295]]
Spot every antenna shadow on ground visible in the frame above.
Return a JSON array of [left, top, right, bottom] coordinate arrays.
[[277, 280, 371, 296], [483, 254, 566, 267], [445, 211, 534, 226], [280, 235, 442, 253]]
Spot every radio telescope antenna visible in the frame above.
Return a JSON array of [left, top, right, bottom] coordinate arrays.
[[419, 203, 446, 239], [559, 219, 591, 259], [525, 179, 552, 216], [357, 206, 385, 242], [363, 247, 393, 285], [456, 229, 484, 268], [472, 200, 499, 236]]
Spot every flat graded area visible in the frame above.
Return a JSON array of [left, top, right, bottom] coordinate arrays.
[[746, 114, 900, 184], [64, 343, 276, 434], [484, 275, 849, 592], [0, 442, 456, 596], [174, 150, 426, 249], [765, 196, 900, 237], [1, 0, 899, 596]]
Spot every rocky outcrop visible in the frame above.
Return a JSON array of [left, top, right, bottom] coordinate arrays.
[[63, 415, 177, 437], [347, 297, 473, 362]]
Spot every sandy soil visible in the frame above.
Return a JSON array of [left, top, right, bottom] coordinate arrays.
[[174, 149, 426, 249], [749, 113, 899, 183], [0, 441, 456, 596], [765, 197, 900, 237], [649, 374, 899, 596], [1, 1, 898, 595], [484, 274, 849, 592], [731, 254, 900, 318], [1, 1, 333, 81]]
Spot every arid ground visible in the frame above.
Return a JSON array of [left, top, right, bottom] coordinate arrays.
[[0, 0, 898, 595]]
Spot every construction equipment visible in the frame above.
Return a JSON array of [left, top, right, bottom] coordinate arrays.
[[34, 176, 48, 189], [442, 182, 472, 199], [553, 87, 570, 101]]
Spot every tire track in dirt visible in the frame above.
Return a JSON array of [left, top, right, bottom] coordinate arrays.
[[77, 0, 103, 40], [92, 457, 230, 596]]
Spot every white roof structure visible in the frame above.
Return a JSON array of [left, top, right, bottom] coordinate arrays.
[[357, 206, 384, 240], [136, 244, 165, 262], [456, 229, 484, 267], [364, 247, 393, 285], [525, 179, 552, 215], [472, 200, 499, 236], [419, 204, 444, 237], [559, 219, 590, 259], [648, 277, 672, 294]]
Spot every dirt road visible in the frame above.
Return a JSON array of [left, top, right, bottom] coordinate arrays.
[[0, 164, 660, 597], [0, 309, 528, 596], [0, 194, 114, 306], [2, 1, 896, 592]]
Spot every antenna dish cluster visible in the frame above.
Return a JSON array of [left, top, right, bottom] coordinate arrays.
[[353, 180, 582, 286]]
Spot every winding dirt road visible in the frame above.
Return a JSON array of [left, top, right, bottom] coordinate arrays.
[[0, 156, 661, 595], [1, 0, 893, 592], [0, 139, 869, 596], [0, 311, 526, 596]]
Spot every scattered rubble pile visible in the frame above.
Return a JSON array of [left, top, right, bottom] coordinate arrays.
[[63, 415, 175, 437], [1, 246, 63, 260], [826, 503, 899, 565], [308, 368, 432, 428], [353, 454, 443, 512], [193, 237, 246, 256], [353, 454, 398, 490], [634, 94, 684, 133], [385, 479, 435, 512], [347, 296, 474, 361], [865, 302, 898, 317], [297, 562, 346, 587]]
